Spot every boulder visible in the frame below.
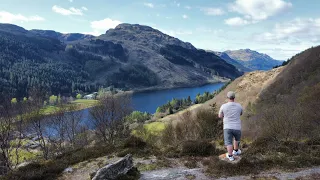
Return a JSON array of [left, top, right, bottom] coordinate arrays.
[[92, 154, 139, 180], [63, 167, 73, 173]]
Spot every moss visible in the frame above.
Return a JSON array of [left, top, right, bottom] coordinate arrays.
[[10, 149, 39, 165], [136, 158, 170, 172], [137, 163, 159, 171], [185, 174, 196, 179], [9, 139, 29, 147]]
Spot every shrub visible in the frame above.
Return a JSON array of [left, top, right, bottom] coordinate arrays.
[[76, 93, 82, 99], [184, 158, 198, 169], [161, 104, 222, 148], [3, 145, 114, 180], [123, 136, 147, 149], [196, 106, 223, 140], [181, 140, 216, 156], [126, 111, 151, 123]]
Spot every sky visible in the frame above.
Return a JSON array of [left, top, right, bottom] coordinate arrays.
[[0, 0, 319, 60]]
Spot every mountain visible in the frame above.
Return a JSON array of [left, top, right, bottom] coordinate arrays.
[[30, 30, 95, 42], [210, 51, 252, 72], [0, 23, 242, 98], [224, 49, 283, 71]]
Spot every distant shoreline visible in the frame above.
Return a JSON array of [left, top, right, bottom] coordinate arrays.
[[129, 79, 229, 94], [73, 80, 229, 113]]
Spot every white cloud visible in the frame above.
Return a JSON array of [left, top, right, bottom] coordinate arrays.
[[144, 3, 154, 8], [185, 6, 191, 10], [0, 11, 45, 23], [52, 5, 84, 16], [161, 29, 193, 36], [69, 0, 73, 2], [225, 0, 292, 26], [228, 0, 292, 21], [173, 1, 180, 7], [81, 7, 88, 11], [87, 18, 122, 36], [196, 27, 223, 34], [202, 8, 225, 16], [225, 17, 250, 26], [182, 14, 188, 19], [256, 18, 320, 44]]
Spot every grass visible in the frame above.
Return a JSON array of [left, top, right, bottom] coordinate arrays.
[[41, 105, 59, 115], [71, 99, 98, 108], [40, 99, 98, 115], [144, 122, 166, 136]]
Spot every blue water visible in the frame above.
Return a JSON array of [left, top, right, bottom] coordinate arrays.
[[44, 83, 225, 136], [132, 83, 225, 113]]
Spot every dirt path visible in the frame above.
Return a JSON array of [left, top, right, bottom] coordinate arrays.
[[59, 154, 320, 180], [217, 167, 320, 180], [141, 167, 320, 180]]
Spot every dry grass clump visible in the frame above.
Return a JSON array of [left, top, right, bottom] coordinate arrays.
[[204, 136, 320, 177], [160, 104, 222, 157]]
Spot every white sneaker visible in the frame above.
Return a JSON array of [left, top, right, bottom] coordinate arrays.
[[232, 149, 241, 156], [226, 153, 235, 161]]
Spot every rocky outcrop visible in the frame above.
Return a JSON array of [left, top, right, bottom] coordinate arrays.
[[92, 154, 139, 180]]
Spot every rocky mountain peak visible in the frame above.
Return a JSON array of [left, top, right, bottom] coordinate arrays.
[[102, 23, 195, 50], [114, 23, 159, 33]]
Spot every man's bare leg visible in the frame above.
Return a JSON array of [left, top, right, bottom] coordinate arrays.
[[234, 140, 239, 150], [227, 145, 233, 156]]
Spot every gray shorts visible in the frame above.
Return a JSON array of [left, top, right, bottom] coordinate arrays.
[[224, 129, 241, 146]]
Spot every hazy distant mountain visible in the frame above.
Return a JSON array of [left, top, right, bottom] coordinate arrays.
[[0, 23, 242, 98], [210, 51, 252, 72], [224, 49, 284, 71], [30, 30, 94, 42]]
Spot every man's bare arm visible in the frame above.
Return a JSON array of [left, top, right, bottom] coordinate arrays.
[[219, 112, 224, 118]]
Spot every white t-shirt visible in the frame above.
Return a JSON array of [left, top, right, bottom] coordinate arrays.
[[219, 102, 243, 130]]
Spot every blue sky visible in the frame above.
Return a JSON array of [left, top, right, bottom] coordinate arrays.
[[0, 0, 319, 60]]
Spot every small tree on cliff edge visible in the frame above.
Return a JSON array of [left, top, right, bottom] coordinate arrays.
[[90, 93, 132, 144]]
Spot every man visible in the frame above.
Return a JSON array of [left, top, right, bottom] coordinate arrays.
[[218, 91, 243, 161]]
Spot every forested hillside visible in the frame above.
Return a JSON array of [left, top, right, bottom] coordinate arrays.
[[0, 23, 242, 99]]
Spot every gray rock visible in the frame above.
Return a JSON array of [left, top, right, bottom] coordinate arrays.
[[25, 142, 40, 149], [32, 136, 40, 142], [92, 154, 138, 180], [63, 167, 73, 173]]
